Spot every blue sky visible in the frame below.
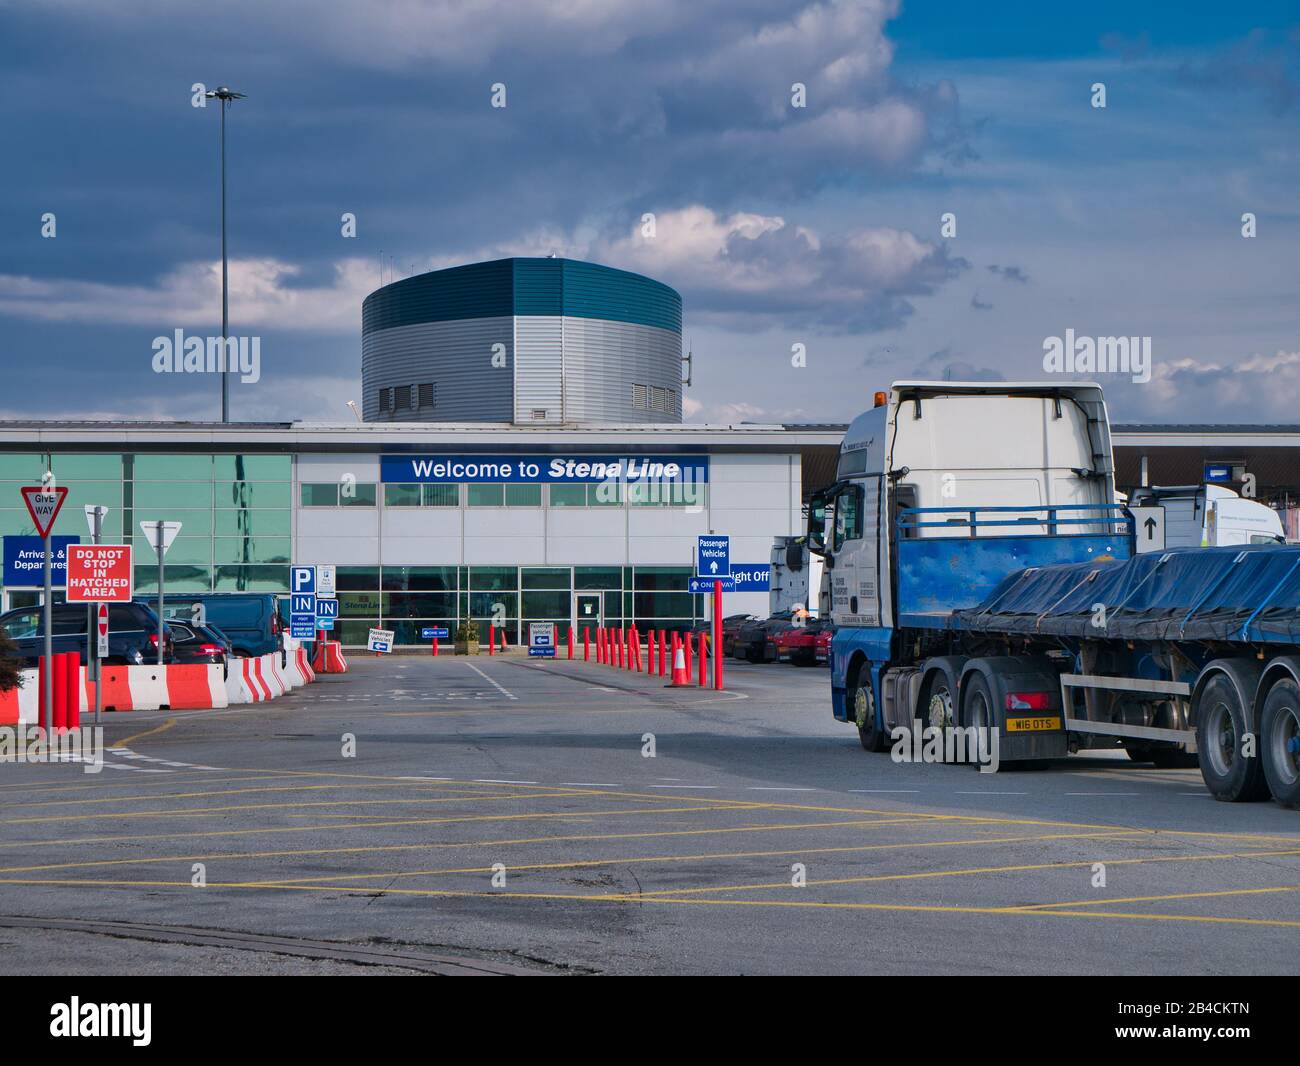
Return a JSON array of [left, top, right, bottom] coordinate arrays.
[[1, 0, 1297, 424]]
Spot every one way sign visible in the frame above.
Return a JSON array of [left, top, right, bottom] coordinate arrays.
[[1129, 505, 1165, 554]]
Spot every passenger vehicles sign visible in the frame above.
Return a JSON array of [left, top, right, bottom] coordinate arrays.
[[65, 544, 133, 602], [367, 628, 394, 653]]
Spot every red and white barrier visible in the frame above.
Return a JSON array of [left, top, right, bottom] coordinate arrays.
[[0, 668, 40, 726]]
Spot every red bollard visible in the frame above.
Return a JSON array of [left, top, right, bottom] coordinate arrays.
[[699, 632, 708, 687], [597, 628, 605, 664], [65, 651, 81, 729], [567, 627, 575, 660], [618, 628, 625, 669], [659, 630, 667, 677], [632, 626, 641, 672], [38, 655, 48, 734], [53, 651, 68, 734], [432, 635, 439, 657], [713, 579, 724, 692], [488, 624, 496, 656], [684, 632, 694, 680], [583, 628, 590, 662], [648, 629, 656, 673]]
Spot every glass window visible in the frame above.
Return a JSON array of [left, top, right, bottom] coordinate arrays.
[[469, 591, 517, 619], [212, 564, 290, 592], [382, 566, 457, 591], [340, 483, 376, 506], [49, 454, 123, 480], [522, 568, 569, 590], [132, 454, 213, 480], [522, 590, 568, 617], [590, 481, 622, 506], [634, 566, 692, 591], [215, 509, 291, 536], [220, 481, 291, 509], [300, 483, 338, 507], [470, 566, 515, 591], [505, 484, 541, 507], [338, 591, 383, 617], [132, 481, 213, 509], [382, 592, 457, 617], [337, 619, 380, 646], [834, 486, 864, 549], [213, 455, 291, 481], [467, 484, 504, 507], [423, 484, 459, 507], [0, 455, 47, 481], [634, 591, 696, 618], [0, 610, 40, 638], [336, 566, 380, 591], [575, 566, 621, 590], [672, 482, 707, 508], [134, 535, 210, 566], [213, 537, 291, 565], [627, 481, 669, 506], [384, 484, 421, 507], [136, 564, 213, 593], [549, 484, 586, 508]]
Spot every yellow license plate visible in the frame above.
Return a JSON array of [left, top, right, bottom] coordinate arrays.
[[1004, 716, 1061, 732]]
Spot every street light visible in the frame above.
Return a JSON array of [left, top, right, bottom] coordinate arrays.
[[205, 85, 246, 423]]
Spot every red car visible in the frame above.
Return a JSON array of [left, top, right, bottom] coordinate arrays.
[[772, 622, 831, 666]]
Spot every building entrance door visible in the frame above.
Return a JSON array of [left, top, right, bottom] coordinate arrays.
[[574, 593, 602, 637]]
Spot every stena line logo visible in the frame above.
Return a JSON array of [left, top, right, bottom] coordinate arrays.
[[50, 997, 151, 1046]]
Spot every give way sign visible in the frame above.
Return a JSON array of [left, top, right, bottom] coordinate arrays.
[[21, 486, 68, 538]]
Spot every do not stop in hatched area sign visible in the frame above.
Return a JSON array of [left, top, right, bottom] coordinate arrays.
[[65, 544, 133, 602]]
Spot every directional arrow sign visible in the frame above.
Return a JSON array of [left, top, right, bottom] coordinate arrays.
[[697, 535, 730, 579], [21, 486, 68, 538], [139, 521, 183, 554], [1128, 505, 1165, 554]]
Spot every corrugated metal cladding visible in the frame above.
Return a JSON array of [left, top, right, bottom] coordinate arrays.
[[362, 317, 514, 422], [361, 257, 683, 424]]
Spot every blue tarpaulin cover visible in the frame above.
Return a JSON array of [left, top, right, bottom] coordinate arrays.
[[954, 545, 1300, 644]]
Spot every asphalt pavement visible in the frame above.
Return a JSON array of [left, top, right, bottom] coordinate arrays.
[[0, 650, 1296, 975]]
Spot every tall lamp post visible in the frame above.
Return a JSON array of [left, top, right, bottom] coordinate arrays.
[[205, 85, 246, 423]]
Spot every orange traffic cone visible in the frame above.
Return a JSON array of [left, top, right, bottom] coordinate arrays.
[[667, 644, 691, 687]]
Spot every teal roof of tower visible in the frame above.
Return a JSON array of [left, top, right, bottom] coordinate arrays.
[[362, 258, 682, 334]]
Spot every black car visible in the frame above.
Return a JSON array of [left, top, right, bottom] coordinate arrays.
[[0, 601, 175, 667], [732, 611, 795, 662], [166, 620, 231, 670]]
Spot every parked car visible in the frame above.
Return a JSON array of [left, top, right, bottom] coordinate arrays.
[[166, 620, 231, 671], [689, 614, 757, 656], [0, 601, 175, 666], [732, 611, 795, 662], [137, 593, 283, 657], [773, 620, 833, 665]]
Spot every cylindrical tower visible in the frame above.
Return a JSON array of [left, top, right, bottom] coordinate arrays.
[[361, 257, 683, 424]]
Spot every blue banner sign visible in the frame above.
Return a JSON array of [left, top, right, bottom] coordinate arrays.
[[729, 564, 772, 592], [3, 535, 78, 587], [420, 626, 450, 639], [381, 454, 709, 485]]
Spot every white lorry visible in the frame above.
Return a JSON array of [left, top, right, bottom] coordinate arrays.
[[1127, 484, 1284, 548]]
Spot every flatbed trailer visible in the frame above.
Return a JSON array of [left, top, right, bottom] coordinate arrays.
[[821, 382, 1300, 806]]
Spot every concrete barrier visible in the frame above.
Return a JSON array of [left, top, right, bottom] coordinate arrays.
[[166, 664, 228, 710], [296, 647, 315, 683], [0, 668, 40, 726]]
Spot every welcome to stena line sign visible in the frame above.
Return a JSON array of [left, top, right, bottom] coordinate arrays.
[[380, 454, 709, 485]]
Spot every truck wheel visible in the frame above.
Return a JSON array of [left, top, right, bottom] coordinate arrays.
[[1195, 675, 1269, 802], [960, 672, 998, 768], [850, 660, 887, 752], [1260, 679, 1300, 807]]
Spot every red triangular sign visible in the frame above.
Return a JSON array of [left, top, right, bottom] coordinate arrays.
[[21, 485, 68, 538]]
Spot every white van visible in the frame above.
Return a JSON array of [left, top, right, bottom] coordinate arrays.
[[1127, 484, 1284, 547]]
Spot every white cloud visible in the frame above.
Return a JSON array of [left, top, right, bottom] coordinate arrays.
[[1134, 349, 1300, 421], [0, 258, 374, 332]]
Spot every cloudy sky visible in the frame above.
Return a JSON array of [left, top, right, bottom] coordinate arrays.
[[1, 0, 1297, 424]]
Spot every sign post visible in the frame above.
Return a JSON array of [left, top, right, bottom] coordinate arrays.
[[22, 482, 68, 736], [140, 521, 182, 665], [83, 506, 108, 723]]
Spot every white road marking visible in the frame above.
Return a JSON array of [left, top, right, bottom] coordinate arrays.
[[474, 778, 538, 785], [748, 786, 816, 792], [954, 791, 1027, 796], [464, 663, 518, 700], [850, 789, 919, 793], [649, 784, 717, 789], [1065, 792, 1142, 796], [562, 782, 624, 787]]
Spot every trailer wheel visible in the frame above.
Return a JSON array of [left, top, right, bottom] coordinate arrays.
[[850, 660, 887, 752], [1195, 674, 1269, 802], [1260, 679, 1300, 807], [960, 672, 997, 767]]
